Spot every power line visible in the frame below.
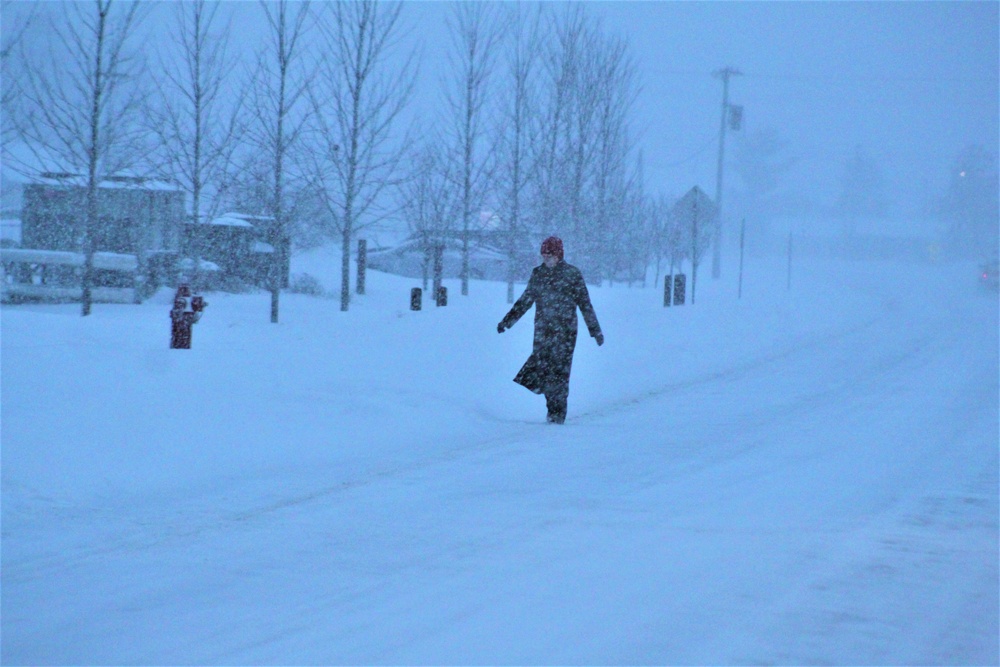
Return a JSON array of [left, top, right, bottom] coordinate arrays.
[[659, 133, 718, 167]]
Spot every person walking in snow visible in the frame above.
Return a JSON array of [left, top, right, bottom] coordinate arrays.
[[497, 236, 604, 424]]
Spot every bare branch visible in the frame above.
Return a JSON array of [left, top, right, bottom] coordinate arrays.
[[304, 0, 416, 311]]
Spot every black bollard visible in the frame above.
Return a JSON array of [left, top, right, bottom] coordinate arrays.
[[663, 275, 672, 307], [410, 287, 422, 310], [673, 274, 686, 305], [436, 285, 447, 307]]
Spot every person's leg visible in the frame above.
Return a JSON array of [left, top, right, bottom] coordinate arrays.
[[540, 340, 571, 423], [545, 380, 568, 424]]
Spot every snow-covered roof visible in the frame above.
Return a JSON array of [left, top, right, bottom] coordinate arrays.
[[223, 212, 275, 223], [198, 212, 276, 228], [28, 172, 182, 192], [0, 248, 138, 270], [176, 257, 221, 272], [370, 236, 508, 260], [206, 215, 255, 228], [2, 248, 82, 265]]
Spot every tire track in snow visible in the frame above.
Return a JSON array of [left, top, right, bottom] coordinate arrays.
[[0, 313, 924, 574], [576, 313, 886, 422], [0, 308, 963, 584]]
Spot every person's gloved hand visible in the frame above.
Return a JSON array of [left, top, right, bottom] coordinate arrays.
[[497, 321, 507, 334], [595, 332, 604, 346]]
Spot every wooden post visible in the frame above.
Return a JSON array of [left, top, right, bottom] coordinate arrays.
[[738, 218, 746, 299], [787, 232, 793, 290]]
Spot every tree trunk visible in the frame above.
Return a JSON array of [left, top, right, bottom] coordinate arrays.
[[82, 6, 109, 317]]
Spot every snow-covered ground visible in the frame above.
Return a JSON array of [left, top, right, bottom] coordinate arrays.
[[2, 245, 997, 665]]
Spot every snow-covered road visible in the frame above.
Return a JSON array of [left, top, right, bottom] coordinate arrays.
[[2, 256, 997, 664]]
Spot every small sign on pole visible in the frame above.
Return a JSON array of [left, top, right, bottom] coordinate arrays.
[[728, 104, 743, 131], [671, 186, 717, 306]]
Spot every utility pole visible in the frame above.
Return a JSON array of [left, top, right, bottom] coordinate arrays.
[[712, 66, 741, 280]]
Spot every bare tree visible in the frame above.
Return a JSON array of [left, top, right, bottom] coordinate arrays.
[[655, 194, 689, 290], [567, 34, 603, 244], [529, 7, 644, 283], [245, 0, 312, 323], [534, 6, 600, 247], [305, 0, 415, 312], [1, 0, 37, 143], [590, 31, 639, 283], [9, 0, 148, 315], [650, 193, 671, 288], [443, 2, 506, 297], [0, 0, 33, 62], [606, 151, 649, 286], [534, 6, 573, 240], [495, 2, 542, 303], [148, 0, 244, 290], [397, 139, 460, 290]]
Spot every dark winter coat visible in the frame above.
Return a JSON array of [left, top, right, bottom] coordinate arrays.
[[500, 260, 602, 395]]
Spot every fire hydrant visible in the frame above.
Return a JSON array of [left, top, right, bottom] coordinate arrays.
[[170, 284, 206, 349]]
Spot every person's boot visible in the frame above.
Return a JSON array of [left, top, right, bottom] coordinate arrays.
[[546, 408, 566, 424], [545, 391, 567, 424], [545, 393, 560, 424]]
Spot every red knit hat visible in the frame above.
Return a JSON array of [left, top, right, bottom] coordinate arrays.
[[540, 236, 564, 260]]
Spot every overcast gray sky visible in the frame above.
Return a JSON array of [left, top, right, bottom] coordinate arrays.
[[581, 1, 999, 214], [4, 1, 997, 223], [325, 0, 1000, 218]]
